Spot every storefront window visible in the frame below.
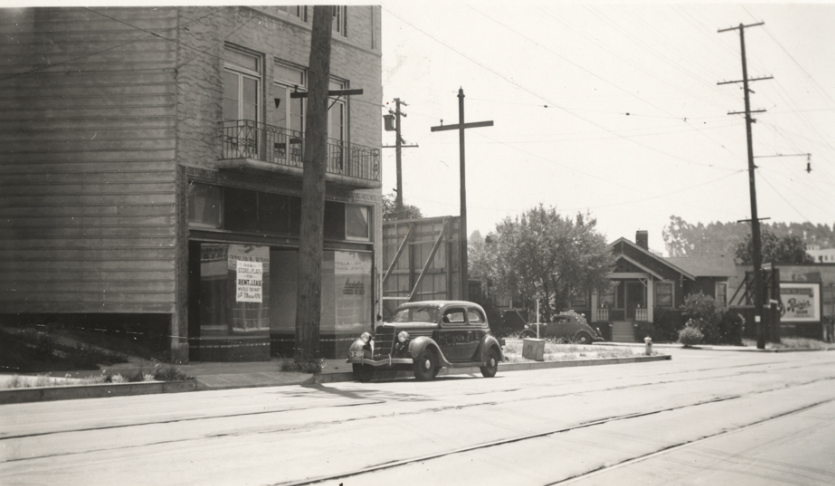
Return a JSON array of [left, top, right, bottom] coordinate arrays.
[[270, 250, 372, 337], [346, 204, 370, 240], [188, 183, 222, 228]]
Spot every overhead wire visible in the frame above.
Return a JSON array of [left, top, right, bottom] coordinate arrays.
[[383, 6, 740, 172]]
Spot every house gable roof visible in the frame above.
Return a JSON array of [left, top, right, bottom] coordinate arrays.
[[609, 237, 696, 280], [664, 256, 737, 278]]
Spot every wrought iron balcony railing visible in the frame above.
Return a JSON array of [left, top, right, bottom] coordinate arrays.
[[220, 120, 380, 182]]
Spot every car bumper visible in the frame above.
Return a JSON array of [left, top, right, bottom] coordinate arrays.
[[346, 353, 414, 367]]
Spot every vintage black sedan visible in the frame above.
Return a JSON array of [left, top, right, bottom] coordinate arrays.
[[347, 301, 504, 382]]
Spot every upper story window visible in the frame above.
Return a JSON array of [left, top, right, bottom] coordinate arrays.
[[223, 47, 261, 124], [328, 79, 347, 143], [332, 6, 347, 36], [273, 62, 306, 134], [279, 6, 308, 22]]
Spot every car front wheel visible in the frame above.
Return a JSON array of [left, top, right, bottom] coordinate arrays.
[[413, 349, 437, 381], [574, 332, 593, 345], [480, 347, 499, 378], [352, 364, 374, 382]]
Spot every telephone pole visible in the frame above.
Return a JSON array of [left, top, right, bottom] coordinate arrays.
[[294, 6, 332, 364], [430, 88, 493, 300], [383, 98, 418, 217], [718, 21, 772, 350]]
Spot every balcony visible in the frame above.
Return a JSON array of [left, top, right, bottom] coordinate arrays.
[[218, 120, 381, 188]]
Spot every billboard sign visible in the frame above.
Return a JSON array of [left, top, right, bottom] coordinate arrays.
[[780, 282, 820, 322]]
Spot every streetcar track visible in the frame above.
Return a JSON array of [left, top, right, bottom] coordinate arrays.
[[2, 359, 832, 443], [548, 397, 835, 485], [0, 399, 387, 442], [268, 376, 835, 486]]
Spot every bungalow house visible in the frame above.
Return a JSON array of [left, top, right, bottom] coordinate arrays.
[[576, 231, 736, 342]]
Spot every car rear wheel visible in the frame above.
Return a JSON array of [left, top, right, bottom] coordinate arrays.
[[574, 332, 593, 345], [480, 347, 499, 378], [352, 364, 374, 382], [413, 349, 437, 381]]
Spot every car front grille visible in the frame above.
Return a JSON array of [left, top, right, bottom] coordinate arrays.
[[373, 328, 394, 357]]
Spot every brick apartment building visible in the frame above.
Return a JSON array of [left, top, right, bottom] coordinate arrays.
[[0, 6, 384, 362]]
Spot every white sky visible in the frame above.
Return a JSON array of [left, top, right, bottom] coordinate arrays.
[[378, 1, 835, 254]]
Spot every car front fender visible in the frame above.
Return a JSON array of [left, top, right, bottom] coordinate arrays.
[[408, 336, 451, 367]]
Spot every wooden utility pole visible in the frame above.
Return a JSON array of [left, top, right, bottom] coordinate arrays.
[[430, 88, 493, 301], [295, 6, 332, 364], [718, 21, 771, 350], [383, 98, 418, 218]]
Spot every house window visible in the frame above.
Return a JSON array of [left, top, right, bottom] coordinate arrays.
[[345, 204, 370, 241], [599, 283, 617, 308], [716, 282, 728, 306], [332, 6, 347, 36], [656, 282, 673, 308]]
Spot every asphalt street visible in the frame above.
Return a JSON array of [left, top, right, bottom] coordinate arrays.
[[2, 347, 834, 486]]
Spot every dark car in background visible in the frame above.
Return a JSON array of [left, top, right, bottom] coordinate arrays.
[[521, 313, 603, 344], [347, 301, 504, 382]]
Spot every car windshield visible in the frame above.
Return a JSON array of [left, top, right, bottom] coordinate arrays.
[[390, 306, 440, 323]]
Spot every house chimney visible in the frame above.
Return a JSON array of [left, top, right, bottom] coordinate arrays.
[[636, 230, 649, 250]]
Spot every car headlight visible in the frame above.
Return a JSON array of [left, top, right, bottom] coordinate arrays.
[[360, 332, 372, 344], [397, 331, 409, 343], [524, 324, 529, 329]]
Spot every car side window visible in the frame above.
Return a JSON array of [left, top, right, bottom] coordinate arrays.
[[467, 309, 484, 324], [444, 309, 466, 324]]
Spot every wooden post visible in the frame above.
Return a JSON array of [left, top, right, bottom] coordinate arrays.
[[294, 6, 332, 364]]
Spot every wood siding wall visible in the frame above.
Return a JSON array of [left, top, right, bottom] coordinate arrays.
[[0, 7, 178, 314]]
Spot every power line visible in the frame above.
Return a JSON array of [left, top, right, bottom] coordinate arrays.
[[383, 6, 741, 173]]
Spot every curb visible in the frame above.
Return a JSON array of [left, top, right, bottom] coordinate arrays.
[[0, 380, 198, 405], [313, 354, 671, 384], [0, 355, 669, 404]]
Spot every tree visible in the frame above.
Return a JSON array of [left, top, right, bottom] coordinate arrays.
[[663, 215, 835, 259], [294, 6, 332, 366], [662, 216, 743, 257], [735, 231, 814, 265], [382, 193, 422, 221], [478, 205, 614, 321]]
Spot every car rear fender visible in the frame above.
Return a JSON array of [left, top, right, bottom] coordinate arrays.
[[479, 335, 504, 363], [408, 336, 451, 367]]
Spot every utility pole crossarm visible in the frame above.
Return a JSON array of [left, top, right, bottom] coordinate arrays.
[[717, 75, 773, 85], [430, 121, 494, 132], [290, 88, 363, 98], [718, 21, 764, 32]]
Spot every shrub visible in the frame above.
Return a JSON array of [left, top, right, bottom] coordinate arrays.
[[278, 357, 323, 374], [636, 321, 655, 341], [654, 308, 685, 342], [153, 365, 192, 381], [717, 311, 745, 346], [679, 324, 704, 346], [681, 293, 724, 344]]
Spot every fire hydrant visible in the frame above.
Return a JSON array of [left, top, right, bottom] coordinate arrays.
[[644, 336, 653, 356]]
